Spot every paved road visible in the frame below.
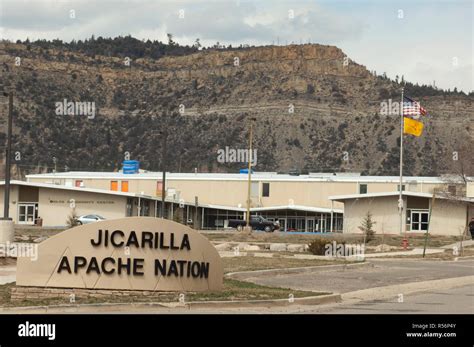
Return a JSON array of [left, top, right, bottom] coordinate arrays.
[[241, 259, 474, 293], [307, 284, 474, 314], [1, 258, 472, 314]]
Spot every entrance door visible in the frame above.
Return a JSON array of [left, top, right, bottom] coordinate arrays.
[[18, 204, 36, 225], [411, 210, 429, 231], [306, 218, 315, 232]]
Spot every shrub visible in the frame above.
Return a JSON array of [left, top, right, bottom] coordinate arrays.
[[307, 237, 329, 255], [66, 210, 80, 228], [308, 237, 347, 255]]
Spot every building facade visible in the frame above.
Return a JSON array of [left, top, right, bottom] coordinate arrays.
[[330, 192, 473, 236], [23, 171, 472, 234]]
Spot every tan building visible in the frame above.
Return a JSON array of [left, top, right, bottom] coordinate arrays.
[[0, 181, 160, 227], [24, 171, 473, 234], [0, 180, 341, 231], [330, 192, 473, 236], [26, 172, 456, 210]]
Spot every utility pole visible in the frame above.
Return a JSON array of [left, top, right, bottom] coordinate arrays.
[[160, 129, 167, 219], [0, 85, 14, 243], [399, 87, 407, 248], [3, 92, 13, 220], [245, 118, 256, 232], [423, 193, 436, 257]]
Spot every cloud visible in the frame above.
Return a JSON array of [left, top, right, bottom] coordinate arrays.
[[0, 0, 366, 44]]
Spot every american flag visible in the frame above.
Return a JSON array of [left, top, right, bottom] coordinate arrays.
[[403, 96, 428, 116]]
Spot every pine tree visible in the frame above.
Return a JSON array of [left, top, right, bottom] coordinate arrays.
[[359, 211, 376, 244]]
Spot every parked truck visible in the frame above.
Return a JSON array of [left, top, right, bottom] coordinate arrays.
[[228, 215, 278, 232]]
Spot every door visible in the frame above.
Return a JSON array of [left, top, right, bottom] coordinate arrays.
[[306, 218, 315, 232], [278, 218, 286, 232], [296, 218, 305, 232], [411, 210, 429, 231], [18, 203, 36, 225]]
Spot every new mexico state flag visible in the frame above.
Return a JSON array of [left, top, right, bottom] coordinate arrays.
[[404, 117, 424, 137]]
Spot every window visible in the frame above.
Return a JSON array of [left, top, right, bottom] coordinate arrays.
[[140, 200, 150, 216], [156, 181, 163, 196], [121, 181, 129, 192], [397, 184, 406, 192], [18, 203, 37, 225], [126, 198, 133, 216], [410, 210, 429, 231], [251, 182, 259, 198], [110, 181, 118, 191], [359, 184, 368, 194], [75, 180, 83, 187], [262, 183, 270, 197]]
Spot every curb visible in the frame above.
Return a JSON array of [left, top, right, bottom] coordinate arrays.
[[186, 293, 341, 309], [225, 261, 371, 280], [0, 293, 341, 314], [454, 255, 474, 260]]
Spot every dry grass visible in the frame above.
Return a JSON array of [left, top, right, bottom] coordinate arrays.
[[222, 255, 350, 273], [14, 226, 66, 242], [0, 279, 320, 307], [204, 231, 463, 249], [15, 226, 465, 250]]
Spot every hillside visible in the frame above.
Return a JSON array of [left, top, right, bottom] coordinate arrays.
[[0, 39, 472, 177]]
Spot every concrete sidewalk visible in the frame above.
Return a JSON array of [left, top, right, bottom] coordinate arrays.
[[441, 239, 474, 249], [363, 247, 444, 258], [0, 266, 16, 285]]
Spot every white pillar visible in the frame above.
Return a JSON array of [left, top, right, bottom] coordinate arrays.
[[330, 200, 334, 232], [0, 220, 14, 243]]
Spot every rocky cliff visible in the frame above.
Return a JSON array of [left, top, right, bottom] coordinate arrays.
[[0, 41, 472, 177]]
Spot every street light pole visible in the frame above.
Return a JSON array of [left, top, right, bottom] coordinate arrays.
[[245, 118, 255, 232], [0, 87, 14, 243], [3, 92, 13, 220], [161, 129, 167, 219]]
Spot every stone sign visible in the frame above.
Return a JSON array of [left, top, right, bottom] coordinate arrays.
[[16, 217, 223, 291]]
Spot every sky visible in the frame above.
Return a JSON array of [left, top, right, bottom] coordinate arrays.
[[0, 0, 472, 92]]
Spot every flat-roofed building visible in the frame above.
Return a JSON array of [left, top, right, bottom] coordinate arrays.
[[24, 171, 472, 233], [330, 192, 473, 236], [0, 181, 160, 227], [26, 171, 459, 209]]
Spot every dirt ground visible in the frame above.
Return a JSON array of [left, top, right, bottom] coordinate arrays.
[[15, 225, 465, 249], [0, 279, 321, 308], [203, 230, 464, 248]]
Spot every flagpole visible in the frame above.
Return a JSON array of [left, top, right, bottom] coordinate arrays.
[[399, 87, 405, 237]]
